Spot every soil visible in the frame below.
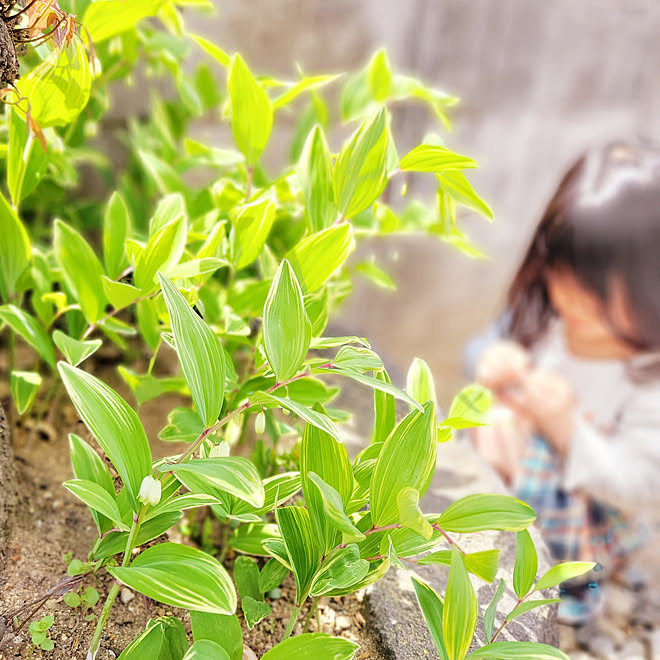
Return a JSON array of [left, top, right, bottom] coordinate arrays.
[[0, 352, 385, 659]]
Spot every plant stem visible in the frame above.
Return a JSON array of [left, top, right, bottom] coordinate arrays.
[[88, 510, 144, 658], [432, 524, 467, 555], [283, 604, 301, 640], [301, 597, 319, 633], [490, 597, 523, 643]]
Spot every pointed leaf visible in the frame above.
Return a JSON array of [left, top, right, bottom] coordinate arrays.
[[104, 192, 132, 278], [102, 277, 141, 311], [0, 192, 30, 301], [435, 495, 536, 533], [418, 549, 500, 584], [508, 599, 560, 622], [484, 578, 506, 643], [190, 612, 243, 660], [63, 479, 128, 531], [108, 542, 236, 615], [53, 330, 101, 366], [468, 642, 569, 659], [231, 198, 276, 269], [436, 171, 493, 219], [513, 529, 538, 599], [311, 544, 369, 596], [10, 370, 41, 415], [0, 305, 54, 367], [7, 109, 48, 206], [397, 487, 433, 540], [400, 145, 476, 172], [443, 548, 477, 660], [159, 274, 226, 427], [261, 634, 358, 660], [406, 357, 437, 408], [534, 561, 597, 591], [411, 577, 448, 660]]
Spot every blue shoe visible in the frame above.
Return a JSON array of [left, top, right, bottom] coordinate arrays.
[[558, 582, 603, 625]]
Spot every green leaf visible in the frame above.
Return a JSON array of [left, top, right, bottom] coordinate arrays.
[[135, 210, 187, 291], [229, 522, 281, 556], [513, 530, 538, 599], [397, 487, 433, 540], [273, 74, 340, 110], [372, 371, 396, 443], [7, 109, 48, 206], [297, 125, 336, 232], [400, 145, 476, 173], [0, 305, 54, 367], [484, 579, 505, 643], [102, 277, 141, 311], [9, 370, 41, 415], [468, 642, 569, 659], [83, 0, 167, 42], [234, 556, 260, 600], [435, 494, 536, 533], [54, 220, 106, 323], [159, 274, 226, 427], [334, 108, 390, 219], [286, 223, 355, 294], [231, 198, 276, 269], [158, 407, 205, 444], [104, 192, 132, 278], [227, 54, 273, 164], [58, 363, 152, 511], [261, 634, 359, 660], [108, 542, 236, 615], [354, 261, 396, 290], [368, 49, 393, 102], [277, 507, 322, 604], [53, 330, 102, 366], [301, 423, 354, 552], [145, 493, 222, 520], [242, 596, 271, 629], [311, 544, 369, 596], [442, 384, 493, 430], [0, 193, 30, 301], [508, 598, 560, 622], [308, 473, 365, 544], [183, 640, 231, 660], [534, 561, 597, 591], [370, 402, 436, 526], [406, 357, 437, 408], [443, 548, 477, 660], [161, 457, 265, 508], [259, 559, 290, 595], [411, 577, 448, 660], [192, 34, 231, 67], [262, 259, 311, 382], [118, 616, 188, 660], [63, 479, 128, 531], [230, 471, 302, 519], [418, 549, 500, 584], [333, 346, 383, 373], [17, 39, 91, 128], [190, 612, 243, 660], [436, 171, 493, 220]]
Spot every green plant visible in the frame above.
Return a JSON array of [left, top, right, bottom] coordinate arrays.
[[29, 614, 55, 652], [0, 2, 594, 659]]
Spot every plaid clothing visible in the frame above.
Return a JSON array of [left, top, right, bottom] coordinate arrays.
[[514, 436, 647, 573]]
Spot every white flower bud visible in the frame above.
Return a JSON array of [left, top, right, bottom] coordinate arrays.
[[209, 441, 230, 458], [255, 411, 266, 435], [138, 476, 161, 507]]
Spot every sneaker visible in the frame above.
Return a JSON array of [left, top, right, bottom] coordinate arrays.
[[557, 581, 603, 626]]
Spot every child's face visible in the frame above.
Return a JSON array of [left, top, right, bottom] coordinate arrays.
[[546, 267, 638, 359]]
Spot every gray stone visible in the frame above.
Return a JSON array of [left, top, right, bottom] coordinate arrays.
[[363, 439, 558, 658], [618, 640, 646, 660], [589, 634, 617, 660], [242, 648, 258, 660], [0, 402, 16, 576], [119, 588, 135, 604]]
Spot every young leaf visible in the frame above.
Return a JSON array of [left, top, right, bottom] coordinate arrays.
[[397, 487, 433, 540], [108, 543, 236, 615], [0, 306, 55, 367], [261, 634, 359, 660], [0, 192, 30, 302], [54, 220, 107, 323], [406, 357, 437, 408], [231, 198, 276, 269], [508, 598, 560, 622], [63, 479, 129, 531], [183, 640, 231, 660], [442, 384, 493, 430], [468, 642, 569, 659], [333, 107, 390, 219], [297, 125, 336, 232], [227, 54, 273, 165], [190, 612, 243, 660], [259, 559, 290, 595], [242, 596, 272, 630], [436, 171, 493, 220], [301, 423, 354, 552], [159, 274, 226, 427], [534, 561, 597, 591], [443, 547, 477, 660], [277, 507, 322, 605], [83, 0, 167, 43], [286, 223, 355, 293], [418, 549, 500, 584], [513, 529, 538, 599], [102, 277, 141, 311], [310, 544, 369, 596], [53, 330, 102, 366], [58, 363, 152, 511], [10, 370, 41, 415], [332, 346, 383, 373], [161, 457, 265, 508], [411, 577, 448, 660], [400, 145, 476, 173], [484, 578, 506, 643], [103, 192, 132, 278], [435, 495, 535, 533], [368, 49, 393, 102], [262, 260, 311, 383], [372, 370, 396, 443], [370, 402, 436, 526]]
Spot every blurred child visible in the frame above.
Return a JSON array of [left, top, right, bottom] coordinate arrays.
[[468, 140, 660, 623]]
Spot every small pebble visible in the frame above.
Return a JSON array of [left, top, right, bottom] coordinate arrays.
[[619, 640, 646, 660], [589, 633, 616, 660], [242, 647, 258, 660], [119, 588, 135, 604], [335, 615, 352, 630], [650, 628, 660, 660]]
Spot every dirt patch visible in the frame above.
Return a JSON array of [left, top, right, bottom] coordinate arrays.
[[0, 358, 385, 659]]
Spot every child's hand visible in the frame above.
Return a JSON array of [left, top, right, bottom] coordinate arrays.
[[512, 370, 577, 455], [476, 341, 531, 392]]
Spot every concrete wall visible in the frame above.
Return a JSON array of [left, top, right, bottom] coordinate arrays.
[[186, 1, 660, 404]]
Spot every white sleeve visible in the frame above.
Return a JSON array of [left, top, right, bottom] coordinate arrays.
[[562, 384, 660, 515]]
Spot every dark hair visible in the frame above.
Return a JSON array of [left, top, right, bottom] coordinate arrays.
[[507, 139, 660, 353]]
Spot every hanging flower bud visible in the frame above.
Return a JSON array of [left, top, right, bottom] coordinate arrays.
[[209, 441, 230, 458], [255, 410, 266, 435], [138, 476, 161, 507]]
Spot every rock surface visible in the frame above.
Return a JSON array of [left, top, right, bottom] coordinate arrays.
[[362, 439, 558, 658]]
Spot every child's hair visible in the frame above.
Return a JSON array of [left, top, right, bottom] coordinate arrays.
[[507, 139, 660, 352]]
